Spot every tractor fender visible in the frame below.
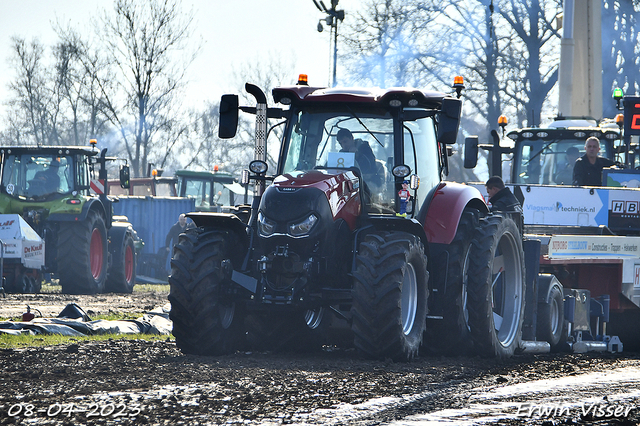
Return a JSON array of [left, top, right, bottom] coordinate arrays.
[[48, 198, 107, 224], [537, 274, 563, 303], [366, 216, 429, 250], [107, 222, 133, 261], [108, 222, 133, 248], [420, 182, 488, 245], [349, 217, 430, 279], [186, 212, 249, 243]]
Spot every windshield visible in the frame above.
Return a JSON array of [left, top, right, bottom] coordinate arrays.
[[2, 154, 74, 200], [512, 138, 614, 185], [178, 178, 211, 209], [282, 108, 440, 214]]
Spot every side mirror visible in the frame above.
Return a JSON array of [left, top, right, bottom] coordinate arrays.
[[464, 136, 479, 169], [219, 94, 239, 139], [120, 165, 130, 189], [437, 97, 462, 144]]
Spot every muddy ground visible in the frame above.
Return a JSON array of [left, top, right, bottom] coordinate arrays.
[[0, 288, 169, 321], [1, 290, 639, 425]]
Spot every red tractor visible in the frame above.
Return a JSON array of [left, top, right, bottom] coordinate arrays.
[[168, 76, 530, 360]]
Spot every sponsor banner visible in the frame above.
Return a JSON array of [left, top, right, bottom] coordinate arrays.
[[549, 235, 640, 259], [468, 183, 640, 229]]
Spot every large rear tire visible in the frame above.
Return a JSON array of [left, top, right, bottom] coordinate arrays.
[[467, 215, 525, 358], [105, 233, 136, 293], [351, 231, 429, 361], [168, 227, 244, 355], [58, 210, 108, 294], [424, 209, 478, 355]]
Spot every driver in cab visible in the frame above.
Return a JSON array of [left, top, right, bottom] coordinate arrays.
[[29, 160, 61, 196], [336, 129, 382, 187]]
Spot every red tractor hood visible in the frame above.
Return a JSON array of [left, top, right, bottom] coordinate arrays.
[[271, 170, 361, 229]]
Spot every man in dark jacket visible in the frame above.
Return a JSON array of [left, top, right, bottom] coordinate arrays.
[[165, 214, 194, 252], [572, 137, 615, 186], [337, 128, 382, 187], [485, 176, 522, 213]]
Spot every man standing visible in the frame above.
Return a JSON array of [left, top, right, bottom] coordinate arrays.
[[165, 214, 194, 252], [485, 176, 522, 213], [572, 137, 615, 186]]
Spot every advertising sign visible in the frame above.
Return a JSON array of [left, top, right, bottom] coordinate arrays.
[[548, 235, 640, 259], [468, 183, 640, 232]]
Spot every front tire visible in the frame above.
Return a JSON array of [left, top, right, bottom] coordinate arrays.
[[105, 233, 136, 293], [536, 274, 565, 349], [351, 231, 429, 361], [168, 227, 244, 355], [58, 210, 108, 294], [467, 215, 525, 358]]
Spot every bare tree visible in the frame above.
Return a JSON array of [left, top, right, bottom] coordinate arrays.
[[603, 0, 640, 118], [341, 1, 443, 88], [339, 0, 562, 182], [179, 53, 296, 177], [6, 37, 61, 146], [97, 0, 198, 176], [52, 26, 114, 146]]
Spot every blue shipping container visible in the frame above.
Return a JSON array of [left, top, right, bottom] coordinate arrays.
[[113, 196, 196, 280]]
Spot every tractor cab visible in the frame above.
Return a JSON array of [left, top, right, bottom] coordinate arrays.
[[508, 119, 620, 185], [279, 106, 442, 216], [1, 151, 83, 201]]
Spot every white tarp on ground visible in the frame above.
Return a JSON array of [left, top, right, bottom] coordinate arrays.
[[0, 303, 172, 336]]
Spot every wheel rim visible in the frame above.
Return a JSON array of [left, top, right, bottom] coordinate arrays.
[[462, 247, 471, 331], [491, 231, 523, 347], [219, 303, 235, 329], [90, 228, 104, 280], [304, 307, 324, 330], [401, 263, 418, 335], [124, 244, 134, 283], [550, 294, 560, 335]]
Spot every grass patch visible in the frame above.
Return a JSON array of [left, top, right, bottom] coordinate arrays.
[[40, 281, 61, 293], [0, 333, 173, 350], [39, 282, 169, 294], [134, 283, 170, 293]]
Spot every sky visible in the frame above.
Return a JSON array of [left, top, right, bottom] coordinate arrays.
[[0, 0, 363, 117]]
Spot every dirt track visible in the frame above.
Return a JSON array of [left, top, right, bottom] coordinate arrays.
[[1, 290, 640, 425]]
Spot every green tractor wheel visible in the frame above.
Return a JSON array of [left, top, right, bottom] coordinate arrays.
[[58, 210, 108, 294], [106, 233, 136, 293]]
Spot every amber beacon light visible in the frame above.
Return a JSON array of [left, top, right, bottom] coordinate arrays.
[[297, 74, 309, 85]]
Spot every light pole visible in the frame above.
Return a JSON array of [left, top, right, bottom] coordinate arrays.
[[314, 0, 344, 87]]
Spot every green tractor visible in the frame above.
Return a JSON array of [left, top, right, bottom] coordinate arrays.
[[175, 169, 251, 212], [0, 144, 139, 294]]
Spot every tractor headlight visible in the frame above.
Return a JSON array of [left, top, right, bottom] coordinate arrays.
[[289, 214, 318, 236], [258, 212, 277, 236]]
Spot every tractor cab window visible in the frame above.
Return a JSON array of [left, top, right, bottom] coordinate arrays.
[[283, 109, 396, 212], [179, 178, 211, 208], [283, 108, 441, 215], [403, 114, 440, 204], [1, 154, 73, 199], [512, 138, 614, 185], [76, 155, 90, 195]]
